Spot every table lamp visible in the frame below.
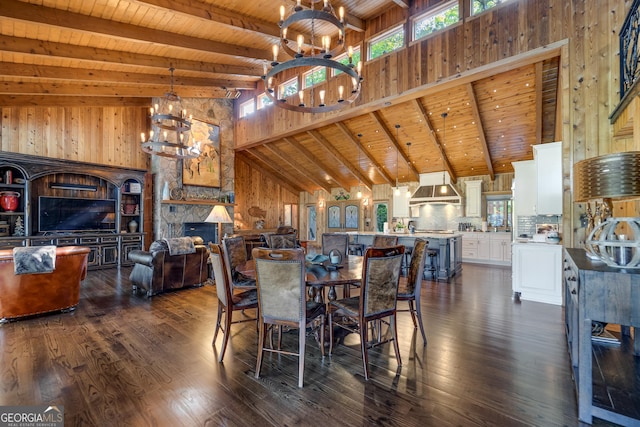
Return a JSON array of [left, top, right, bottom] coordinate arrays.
[[204, 205, 232, 243], [574, 151, 640, 268]]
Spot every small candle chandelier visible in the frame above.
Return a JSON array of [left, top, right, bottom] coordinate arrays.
[[262, 0, 363, 113], [141, 68, 200, 159]]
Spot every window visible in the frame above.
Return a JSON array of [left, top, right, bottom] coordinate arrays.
[[306, 205, 317, 241], [257, 94, 273, 110], [368, 25, 404, 60], [279, 77, 298, 99], [333, 47, 361, 76], [471, 0, 511, 15], [413, 1, 460, 41], [374, 202, 389, 232], [486, 197, 512, 228], [303, 66, 326, 88], [239, 99, 254, 118]]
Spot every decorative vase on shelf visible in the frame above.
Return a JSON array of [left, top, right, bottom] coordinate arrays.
[[128, 219, 138, 233], [162, 181, 170, 200]]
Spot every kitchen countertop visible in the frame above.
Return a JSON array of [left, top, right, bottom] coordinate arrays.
[[348, 231, 463, 238]]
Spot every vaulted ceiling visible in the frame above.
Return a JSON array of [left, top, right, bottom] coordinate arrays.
[[0, 0, 560, 194]]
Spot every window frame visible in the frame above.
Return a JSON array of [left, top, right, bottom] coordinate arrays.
[[278, 76, 299, 99], [332, 46, 362, 77], [367, 24, 405, 61], [239, 99, 255, 118], [412, 0, 460, 42], [470, 0, 512, 17], [256, 94, 273, 110], [302, 66, 327, 89]]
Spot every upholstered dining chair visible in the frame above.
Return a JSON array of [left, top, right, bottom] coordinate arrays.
[[321, 232, 349, 263], [222, 236, 256, 290], [321, 232, 356, 297], [328, 245, 404, 380], [396, 238, 428, 345], [252, 247, 325, 388], [268, 233, 298, 249], [372, 234, 399, 248], [209, 243, 258, 363]]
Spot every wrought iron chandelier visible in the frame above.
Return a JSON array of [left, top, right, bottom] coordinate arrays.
[[141, 68, 200, 159], [262, 0, 363, 113]]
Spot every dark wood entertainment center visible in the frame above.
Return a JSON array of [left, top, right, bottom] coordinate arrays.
[[0, 152, 148, 269]]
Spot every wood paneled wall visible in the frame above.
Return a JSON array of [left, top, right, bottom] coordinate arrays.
[[237, 0, 635, 248], [234, 155, 299, 231], [0, 106, 148, 169]]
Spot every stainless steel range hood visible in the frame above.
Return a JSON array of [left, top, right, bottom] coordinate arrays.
[[409, 172, 462, 205]]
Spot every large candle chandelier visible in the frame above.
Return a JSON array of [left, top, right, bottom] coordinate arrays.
[[262, 0, 363, 113], [140, 68, 200, 159]]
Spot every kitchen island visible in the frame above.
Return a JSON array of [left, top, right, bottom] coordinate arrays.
[[348, 231, 462, 282]]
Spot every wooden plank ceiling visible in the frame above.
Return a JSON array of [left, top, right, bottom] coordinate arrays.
[[0, 0, 559, 194]]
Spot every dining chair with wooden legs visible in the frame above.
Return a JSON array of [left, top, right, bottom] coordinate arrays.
[[209, 243, 258, 363], [396, 238, 428, 345], [252, 247, 325, 388], [222, 236, 257, 290], [328, 245, 404, 380]]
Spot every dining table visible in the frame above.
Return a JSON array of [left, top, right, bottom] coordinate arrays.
[[237, 255, 363, 303]]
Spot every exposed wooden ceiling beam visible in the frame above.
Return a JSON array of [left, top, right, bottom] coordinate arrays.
[[0, 36, 261, 78], [368, 111, 420, 181], [334, 121, 391, 186], [0, 0, 267, 61], [412, 99, 457, 183], [136, 0, 280, 38], [0, 95, 151, 107], [238, 151, 306, 194], [465, 83, 495, 180], [392, 0, 410, 9], [263, 144, 332, 193], [307, 129, 373, 189], [535, 61, 543, 145], [0, 81, 230, 98], [283, 136, 353, 191], [249, 147, 319, 194], [0, 63, 257, 91]]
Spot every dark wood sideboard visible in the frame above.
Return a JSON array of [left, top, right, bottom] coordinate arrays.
[[564, 248, 640, 425]]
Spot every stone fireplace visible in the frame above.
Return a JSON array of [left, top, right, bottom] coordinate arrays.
[[150, 99, 235, 242]]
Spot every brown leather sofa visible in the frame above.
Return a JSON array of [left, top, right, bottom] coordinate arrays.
[[128, 236, 209, 297], [0, 245, 90, 322]]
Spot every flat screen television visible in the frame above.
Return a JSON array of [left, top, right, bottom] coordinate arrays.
[[39, 196, 117, 233]]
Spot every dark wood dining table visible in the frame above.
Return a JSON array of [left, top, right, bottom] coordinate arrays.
[[237, 255, 363, 302]]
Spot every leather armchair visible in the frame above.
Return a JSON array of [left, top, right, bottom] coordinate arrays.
[[128, 236, 209, 297], [0, 245, 90, 322]]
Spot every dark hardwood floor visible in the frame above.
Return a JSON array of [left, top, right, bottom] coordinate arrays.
[[0, 263, 630, 426]]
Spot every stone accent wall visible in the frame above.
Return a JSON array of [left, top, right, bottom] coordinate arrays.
[[151, 98, 235, 241]]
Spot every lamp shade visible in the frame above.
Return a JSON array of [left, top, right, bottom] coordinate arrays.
[[574, 152, 640, 201], [204, 205, 232, 224]]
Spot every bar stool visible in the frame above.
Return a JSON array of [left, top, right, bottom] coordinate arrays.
[[401, 245, 413, 276], [348, 243, 365, 256], [426, 249, 438, 280]]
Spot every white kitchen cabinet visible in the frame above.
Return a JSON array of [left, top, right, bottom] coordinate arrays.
[[534, 142, 562, 215], [512, 160, 537, 217], [477, 233, 491, 260], [489, 234, 511, 262], [392, 186, 410, 218], [461, 232, 509, 265], [512, 242, 563, 305], [465, 180, 482, 217]]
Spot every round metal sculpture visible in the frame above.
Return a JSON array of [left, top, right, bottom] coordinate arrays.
[[585, 217, 640, 268]]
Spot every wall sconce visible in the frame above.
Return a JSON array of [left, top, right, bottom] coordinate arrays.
[[363, 198, 369, 206], [318, 199, 325, 208]]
